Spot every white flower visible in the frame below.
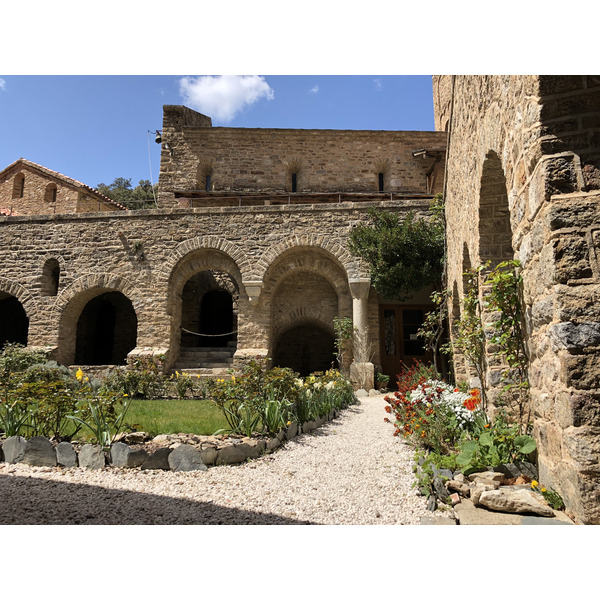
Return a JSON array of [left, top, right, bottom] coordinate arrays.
[[325, 381, 335, 390]]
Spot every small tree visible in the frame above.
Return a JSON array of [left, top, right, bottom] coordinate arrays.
[[348, 195, 445, 302]]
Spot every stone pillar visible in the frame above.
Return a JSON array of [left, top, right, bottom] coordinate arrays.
[[349, 278, 374, 390]]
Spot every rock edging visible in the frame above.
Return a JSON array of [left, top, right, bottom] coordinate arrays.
[[0, 408, 342, 473]]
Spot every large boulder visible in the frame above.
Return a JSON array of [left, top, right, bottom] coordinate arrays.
[[78, 445, 106, 470], [22, 436, 57, 467], [2, 436, 27, 464], [168, 444, 207, 472], [478, 487, 555, 517]]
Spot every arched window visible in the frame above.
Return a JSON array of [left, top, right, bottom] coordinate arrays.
[[44, 183, 58, 203], [12, 173, 25, 199], [41, 258, 61, 296]]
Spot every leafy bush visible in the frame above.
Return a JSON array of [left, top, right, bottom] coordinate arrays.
[[101, 356, 166, 399]]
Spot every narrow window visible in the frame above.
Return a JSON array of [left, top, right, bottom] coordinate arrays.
[[378, 172, 384, 192], [13, 173, 25, 199], [291, 173, 297, 193], [205, 175, 211, 192], [45, 183, 58, 203], [41, 258, 60, 296]]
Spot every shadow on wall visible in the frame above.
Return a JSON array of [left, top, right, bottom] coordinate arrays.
[[0, 474, 314, 525]]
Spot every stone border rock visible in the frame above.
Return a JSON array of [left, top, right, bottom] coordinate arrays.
[[0, 408, 342, 473]]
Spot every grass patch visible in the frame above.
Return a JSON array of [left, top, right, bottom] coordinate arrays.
[[124, 399, 228, 437]]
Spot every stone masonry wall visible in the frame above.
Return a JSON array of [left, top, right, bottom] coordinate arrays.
[[437, 75, 600, 523], [157, 106, 446, 207], [0, 199, 431, 375]]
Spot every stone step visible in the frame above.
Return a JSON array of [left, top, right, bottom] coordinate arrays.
[[169, 368, 234, 380], [176, 362, 233, 369], [179, 351, 235, 360]]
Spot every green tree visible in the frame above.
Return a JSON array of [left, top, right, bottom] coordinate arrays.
[[348, 195, 445, 301], [96, 178, 157, 210]]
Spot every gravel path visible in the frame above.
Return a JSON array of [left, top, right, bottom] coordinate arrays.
[[0, 393, 429, 525]]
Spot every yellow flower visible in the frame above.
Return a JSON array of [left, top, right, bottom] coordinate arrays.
[[287, 421, 292, 426], [75, 368, 84, 381], [541, 487, 547, 493], [531, 480, 539, 489], [123, 393, 128, 397]]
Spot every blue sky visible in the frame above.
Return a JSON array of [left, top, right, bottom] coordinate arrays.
[[0, 75, 436, 189]]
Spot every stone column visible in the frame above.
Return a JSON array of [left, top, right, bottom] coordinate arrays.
[[348, 278, 374, 390]]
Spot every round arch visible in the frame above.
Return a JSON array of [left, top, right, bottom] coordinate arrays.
[[0, 292, 29, 349]]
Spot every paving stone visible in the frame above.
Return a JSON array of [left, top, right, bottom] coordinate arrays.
[[454, 498, 522, 525], [420, 515, 458, 525]]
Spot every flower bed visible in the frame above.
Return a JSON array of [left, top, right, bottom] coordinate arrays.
[[382, 361, 564, 515]]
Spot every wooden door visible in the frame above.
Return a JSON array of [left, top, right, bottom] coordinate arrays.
[[379, 305, 432, 386]]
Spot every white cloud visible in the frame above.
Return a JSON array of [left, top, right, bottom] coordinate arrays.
[[0, 78, 6, 91], [373, 78, 383, 91], [178, 75, 274, 123], [309, 85, 319, 94]]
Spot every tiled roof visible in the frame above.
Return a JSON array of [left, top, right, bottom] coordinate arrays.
[[0, 158, 128, 211]]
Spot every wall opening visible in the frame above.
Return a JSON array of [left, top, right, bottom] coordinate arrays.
[[291, 173, 298, 193], [478, 151, 514, 267], [44, 183, 58, 204], [41, 258, 60, 296], [74, 291, 137, 365], [13, 173, 25, 199], [180, 270, 238, 349], [273, 323, 336, 376], [378, 172, 385, 192], [0, 293, 28, 349]]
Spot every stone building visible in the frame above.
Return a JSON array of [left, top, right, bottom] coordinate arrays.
[[0, 106, 446, 388], [0, 158, 126, 216], [435, 75, 600, 524]]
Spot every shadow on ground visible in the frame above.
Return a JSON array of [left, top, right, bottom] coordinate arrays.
[[0, 474, 314, 525]]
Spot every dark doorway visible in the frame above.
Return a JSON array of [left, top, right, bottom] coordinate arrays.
[[198, 289, 234, 347], [0, 295, 29, 349], [379, 304, 433, 386], [75, 291, 137, 365], [273, 324, 335, 376]]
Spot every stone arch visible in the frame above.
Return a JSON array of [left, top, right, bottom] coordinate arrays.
[[253, 236, 363, 282], [54, 274, 142, 365], [158, 236, 252, 291], [0, 291, 29, 349], [478, 150, 514, 267], [272, 318, 336, 376], [0, 276, 37, 320], [164, 244, 246, 355], [44, 182, 58, 204], [12, 172, 25, 199]]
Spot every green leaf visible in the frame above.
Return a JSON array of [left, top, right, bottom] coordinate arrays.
[[514, 435, 536, 454]]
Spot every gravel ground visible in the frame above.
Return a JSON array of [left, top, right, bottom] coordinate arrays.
[[0, 393, 430, 525]]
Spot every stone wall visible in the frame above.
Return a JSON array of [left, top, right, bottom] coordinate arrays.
[[157, 105, 446, 208], [436, 75, 600, 524], [0, 198, 432, 376]]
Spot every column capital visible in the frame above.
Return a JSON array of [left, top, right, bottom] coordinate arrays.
[[348, 278, 371, 300], [243, 281, 263, 306]]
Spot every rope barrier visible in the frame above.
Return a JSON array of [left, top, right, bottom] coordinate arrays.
[[181, 326, 237, 337]]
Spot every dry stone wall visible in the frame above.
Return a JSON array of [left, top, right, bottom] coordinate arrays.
[[436, 75, 600, 524]]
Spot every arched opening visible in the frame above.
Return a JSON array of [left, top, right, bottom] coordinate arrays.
[[41, 258, 60, 296], [273, 323, 336, 376], [12, 173, 25, 199], [44, 183, 57, 204], [180, 271, 237, 349], [478, 151, 514, 267], [0, 293, 28, 349], [74, 291, 137, 365]]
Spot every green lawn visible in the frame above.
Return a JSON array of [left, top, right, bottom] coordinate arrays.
[[123, 399, 229, 437]]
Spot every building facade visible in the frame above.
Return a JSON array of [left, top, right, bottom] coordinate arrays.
[[436, 75, 600, 523]]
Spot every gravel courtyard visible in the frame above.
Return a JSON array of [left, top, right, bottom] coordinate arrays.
[[0, 393, 430, 525]]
